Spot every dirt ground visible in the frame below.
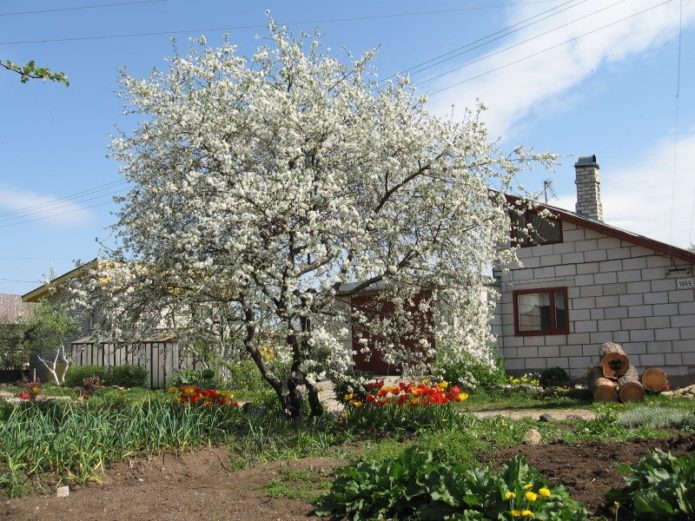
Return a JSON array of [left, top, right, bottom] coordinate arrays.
[[2, 434, 694, 520], [483, 433, 695, 516]]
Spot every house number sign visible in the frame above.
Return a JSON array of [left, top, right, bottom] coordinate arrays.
[[677, 278, 694, 290]]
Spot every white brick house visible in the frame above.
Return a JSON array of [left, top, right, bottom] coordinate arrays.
[[494, 156, 695, 385]]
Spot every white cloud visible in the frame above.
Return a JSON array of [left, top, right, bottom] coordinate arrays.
[[0, 186, 93, 226], [553, 130, 695, 248], [426, 0, 695, 138]]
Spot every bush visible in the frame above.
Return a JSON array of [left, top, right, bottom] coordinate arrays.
[[169, 368, 218, 389], [618, 407, 695, 430], [540, 367, 571, 388], [608, 449, 695, 519], [316, 448, 586, 520], [108, 365, 148, 387], [64, 365, 107, 388], [436, 353, 506, 390], [225, 359, 271, 392]]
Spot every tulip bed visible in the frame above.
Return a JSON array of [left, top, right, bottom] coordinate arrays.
[[169, 385, 240, 407]]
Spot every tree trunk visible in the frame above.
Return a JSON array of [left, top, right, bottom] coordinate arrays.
[[599, 342, 629, 379], [617, 365, 644, 402], [641, 367, 669, 393], [587, 365, 619, 402]]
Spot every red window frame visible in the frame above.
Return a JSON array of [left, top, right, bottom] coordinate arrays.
[[513, 287, 569, 336]]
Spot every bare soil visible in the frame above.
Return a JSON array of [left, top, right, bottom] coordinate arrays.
[[3, 434, 694, 520], [482, 433, 695, 516], [1, 448, 344, 521]]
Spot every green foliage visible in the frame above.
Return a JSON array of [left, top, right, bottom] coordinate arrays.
[[0, 325, 28, 370], [265, 467, 332, 503], [343, 401, 465, 434], [0, 396, 243, 496], [0, 59, 69, 85], [435, 353, 507, 390], [618, 406, 695, 430], [224, 359, 271, 392], [64, 365, 107, 388], [608, 449, 695, 519], [170, 367, 218, 388], [539, 367, 570, 388], [108, 365, 147, 387], [316, 448, 586, 520]]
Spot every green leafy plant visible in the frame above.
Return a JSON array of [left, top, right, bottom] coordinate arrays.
[[436, 353, 507, 390], [618, 407, 695, 430], [316, 448, 586, 520], [64, 365, 107, 388], [170, 368, 218, 389], [539, 367, 571, 388], [224, 359, 271, 392], [608, 449, 695, 520], [108, 365, 147, 387]]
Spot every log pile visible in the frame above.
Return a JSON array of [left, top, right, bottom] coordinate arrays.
[[587, 342, 670, 403]]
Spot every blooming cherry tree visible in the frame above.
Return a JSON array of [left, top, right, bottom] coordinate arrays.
[[76, 22, 552, 418]]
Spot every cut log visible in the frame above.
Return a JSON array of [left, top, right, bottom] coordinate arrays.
[[641, 368, 670, 393], [617, 365, 644, 403], [588, 365, 619, 402], [599, 342, 629, 379]]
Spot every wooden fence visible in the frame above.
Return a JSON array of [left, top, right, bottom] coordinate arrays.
[[69, 341, 198, 388]]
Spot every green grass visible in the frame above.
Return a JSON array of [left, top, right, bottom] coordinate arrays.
[[265, 466, 333, 503], [462, 386, 591, 411]]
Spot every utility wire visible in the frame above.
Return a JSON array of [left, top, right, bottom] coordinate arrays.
[[0, 180, 127, 220], [0, 1, 571, 46], [0, 200, 115, 228], [383, 0, 586, 82], [0, 0, 170, 18], [427, 0, 672, 96], [418, 0, 628, 88]]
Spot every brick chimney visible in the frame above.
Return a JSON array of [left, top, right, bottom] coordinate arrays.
[[574, 155, 603, 222]]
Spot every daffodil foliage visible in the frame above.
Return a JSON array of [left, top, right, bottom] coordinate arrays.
[[74, 21, 552, 418]]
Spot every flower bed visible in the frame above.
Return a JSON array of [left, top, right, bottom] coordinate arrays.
[[343, 379, 468, 409], [169, 385, 240, 407]]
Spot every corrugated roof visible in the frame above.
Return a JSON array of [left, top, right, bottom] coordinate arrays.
[[0, 294, 32, 324]]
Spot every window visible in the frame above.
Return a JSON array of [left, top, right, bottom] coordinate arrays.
[[513, 287, 568, 335], [510, 210, 562, 247]]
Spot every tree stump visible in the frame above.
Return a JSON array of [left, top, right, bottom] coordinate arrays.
[[599, 342, 629, 379], [641, 368, 670, 393], [588, 365, 619, 402], [617, 365, 644, 402]]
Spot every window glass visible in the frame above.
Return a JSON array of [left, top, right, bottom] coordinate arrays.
[[517, 292, 551, 332]]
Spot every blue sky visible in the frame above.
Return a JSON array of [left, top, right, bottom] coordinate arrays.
[[1, 0, 694, 294]]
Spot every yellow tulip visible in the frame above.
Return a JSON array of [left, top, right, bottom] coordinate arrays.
[[504, 491, 516, 500], [522, 510, 534, 518], [524, 491, 538, 502], [538, 487, 551, 498]]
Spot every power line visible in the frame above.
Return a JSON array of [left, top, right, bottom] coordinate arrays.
[[0, 1, 571, 46], [383, 0, 586, 82], [417, 0, 628, 88], [0, 180, 127, 220], [427, 0, 672, 96], [0, 200, 115, 228], [0, 0, 170, 18]]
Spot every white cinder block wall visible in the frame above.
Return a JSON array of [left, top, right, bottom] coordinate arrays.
[[495, 220, 695, 385]]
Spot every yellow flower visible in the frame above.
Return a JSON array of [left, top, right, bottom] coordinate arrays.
[[511, 510, 522, 518], [524, 491, 538, 502], [538, 487, 551, 498], [343, 393, 353, 401], [410, 397, 420, 405], [351, 400, 363, 408], [504, 491, 516, 500], [167, 386, 178, 394], [30, 386, 41, 395], [522, 510, 534, 518], [438, 380, 449, 389], [458, 392, 469, 401], [523, 483, 534, 490]]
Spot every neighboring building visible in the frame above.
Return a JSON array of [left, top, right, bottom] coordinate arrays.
[[21, 260, 191, 387], [0, 294, 32, 325], [494, 156, 695, 385]]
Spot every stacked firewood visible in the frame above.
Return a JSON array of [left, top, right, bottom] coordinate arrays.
[[587, 342, 670, 403]]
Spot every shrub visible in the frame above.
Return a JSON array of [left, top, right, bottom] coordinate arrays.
[[170, 368, 218, 389], [225, 359, 270, 392], [108, 365, 148, 387], [436, 353, 506, 390], [64, 365, 106, 388], [540, 367, 571, 388], [316, 448, 586, 520], [608, 449, 695, 519]]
